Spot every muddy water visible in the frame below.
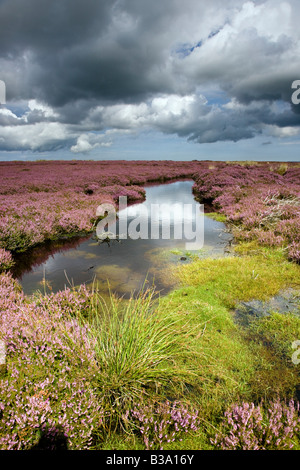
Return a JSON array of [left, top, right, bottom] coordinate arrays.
[[13, 180, 232, 297]]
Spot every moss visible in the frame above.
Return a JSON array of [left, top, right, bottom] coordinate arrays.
[[158, 285, 258, 422], [175, 248, 300, 309], [248, 312, 300, 364], [205, 212, 228, 223]]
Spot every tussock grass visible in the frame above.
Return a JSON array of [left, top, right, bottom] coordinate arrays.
[[87, 287, 197, 417]]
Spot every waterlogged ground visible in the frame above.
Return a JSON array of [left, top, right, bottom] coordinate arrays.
[[0, 160, 300, 451], [234, 288, 300, 327], [13, 181, 232, 297]]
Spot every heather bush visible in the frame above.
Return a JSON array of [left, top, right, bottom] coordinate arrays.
[[288, 241, 300, 262], [0, 273, 103, 450], [32, 283, 94, 319], [193, 163, 300, 262], [0, 248, 14, 271], [130, 400, 199, 450], [0, 374, 103, 450], [212, 400, 300, 450]]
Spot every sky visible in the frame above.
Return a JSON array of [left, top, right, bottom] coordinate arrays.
[[0, 0, 300, 162]]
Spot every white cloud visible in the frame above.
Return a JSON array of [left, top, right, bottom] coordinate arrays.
[[264, 124, 300, 137], [27, 99, 59, 119], [86, 94, 208, 132], [0, 122, 71, 151], [70, 133, 112, 154]]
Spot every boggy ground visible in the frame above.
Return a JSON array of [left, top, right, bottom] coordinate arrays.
[[0, 160, 300, 450]]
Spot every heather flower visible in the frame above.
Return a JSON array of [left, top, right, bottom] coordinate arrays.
[[213, 400, 300, 450], [192, 163, 300, 261], [0, 248, 14, 271], [131, 401, 199, 450], [0, 273, 102, 450], [0, 376, 103, 450]]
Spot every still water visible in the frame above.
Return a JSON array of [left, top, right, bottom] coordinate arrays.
[[13, 181, 232, 297]]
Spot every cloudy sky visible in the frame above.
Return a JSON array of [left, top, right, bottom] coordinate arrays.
[[0, 0, 300, 161]]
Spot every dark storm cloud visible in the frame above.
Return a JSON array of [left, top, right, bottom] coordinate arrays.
[[0, 0, 179, 105], [0, 0, 115, 103], [0, 0, 112, 54], [0, 0, 250, 106], [0, 0, 300, 152]]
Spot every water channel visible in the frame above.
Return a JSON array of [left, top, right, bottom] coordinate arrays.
[[12, 180, 233, 297]]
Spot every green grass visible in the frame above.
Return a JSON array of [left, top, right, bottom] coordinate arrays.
[[86, 287, 197, 420], [159, 286, 259, 414], [205, 212, 228, 223], [176, 245, 300, 309]]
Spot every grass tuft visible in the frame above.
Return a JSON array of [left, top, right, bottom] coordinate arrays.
[[87, 286, 196, 423]]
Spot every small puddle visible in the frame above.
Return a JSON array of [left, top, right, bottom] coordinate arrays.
[[234, 288, 300, 327], [12, 180, 232, 297]]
